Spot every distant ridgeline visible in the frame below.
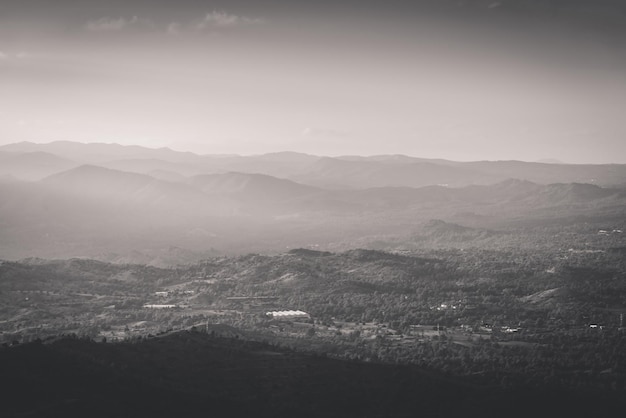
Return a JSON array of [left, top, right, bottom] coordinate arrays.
[[1, 141, 625, 260]]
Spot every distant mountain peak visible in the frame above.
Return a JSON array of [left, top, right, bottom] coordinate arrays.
[[44, 163, 145, 179]]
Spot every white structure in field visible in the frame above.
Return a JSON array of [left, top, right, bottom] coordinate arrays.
[[266, 310, 310, 320]]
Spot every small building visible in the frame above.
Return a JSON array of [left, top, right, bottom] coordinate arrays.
[[265, 310, 310, 320]]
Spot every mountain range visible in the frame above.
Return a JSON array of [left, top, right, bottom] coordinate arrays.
[[3, 141, 626, 187], [1, 141, 625, 262]]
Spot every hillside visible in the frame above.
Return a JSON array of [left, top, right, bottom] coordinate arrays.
[[291, 157, 495, 188], [42, 165, 230, 213], [0, 151, 78, 181], [2, 247, 625, 339], [1, 163, 625, 260], [1, 245, 625, 415], [5, 331, 622, 418]]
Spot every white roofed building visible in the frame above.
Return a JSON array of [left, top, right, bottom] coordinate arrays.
[[265, 310, 311, 320]]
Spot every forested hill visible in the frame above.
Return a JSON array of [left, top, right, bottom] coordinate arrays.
[[2, 247, 626, 397], [2, 248, 625, 339], [3, 330, 624, 418]]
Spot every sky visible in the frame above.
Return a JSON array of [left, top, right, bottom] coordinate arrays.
[[1, 0, 626, 163]]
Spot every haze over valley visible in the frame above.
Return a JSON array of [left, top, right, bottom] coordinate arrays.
[[1, 141, 625, 263]]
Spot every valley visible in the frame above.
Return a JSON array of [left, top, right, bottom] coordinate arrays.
[[5, 0, 626, 415], [2, 141, 626, 416], [2, 244, 625, 394]]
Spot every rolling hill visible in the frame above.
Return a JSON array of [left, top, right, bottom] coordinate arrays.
[[2, 141, 626, 188], [0, 164, 625, 260], [290, 157, 494, 189], [1, 142, 625, 261], [0, 151, 78, 181]]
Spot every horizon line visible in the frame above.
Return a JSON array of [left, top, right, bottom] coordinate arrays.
[[2, 139, 623, 165]]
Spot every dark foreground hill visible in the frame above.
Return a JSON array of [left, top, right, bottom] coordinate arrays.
[[3, 330, 624, 418]]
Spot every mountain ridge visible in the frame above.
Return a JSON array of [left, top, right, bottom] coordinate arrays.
[[1, 141, 625, 261], [0, 163, 624, 260], [3, 140, 625, 187]]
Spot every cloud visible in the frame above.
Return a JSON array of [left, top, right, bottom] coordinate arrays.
[[196, 11, 265, 30], [86, 16, 152, 32], [166, 11, 265, 36], [0, 51, 7, 60]]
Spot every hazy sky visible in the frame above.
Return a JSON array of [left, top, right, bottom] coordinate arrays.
[[1, 0, 626, 162]]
